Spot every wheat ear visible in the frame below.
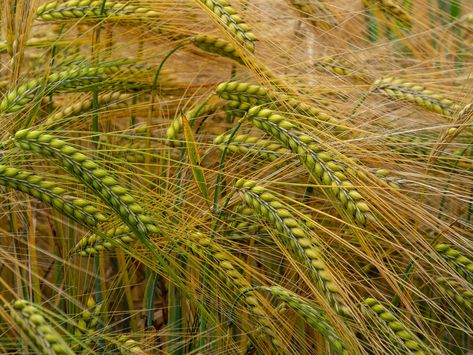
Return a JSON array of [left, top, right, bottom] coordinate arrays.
[[37, 0, 159, 21], [287, 0, 338, 29], [245, 106, 371, 226], [0, 165, 106, 227], [14, 130, 160, 241]]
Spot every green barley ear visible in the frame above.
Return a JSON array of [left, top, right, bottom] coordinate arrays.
[[435, 244, 473, 284], [72, 297, 102, 351], [363, 298, 433, 354], [363, 0, 412, 26], [73, 225, 133, 256], [165, 97, 223, 147], [245, 106, 371, 226], [234, 286, 350, 354], [189, 232, 284, 350], [191, 35, 244, 64], [215, 81, 340, 127], [5, 299, 75, 355], [117, 336, 146, 354], [0, 63, 140, 114], [0, 165, 106, 227], [37, 0, 159, 21], [436, 277, 473, 310], [288, 0, 338, 29], [373, 77, 461, 116], [235, 179, 351, 317], [196, 0, 256, 51], [14, 130, 161, 242], [214, 133, 291, 162], [44, 92, 133, 128], [316, 57, 369, 82]]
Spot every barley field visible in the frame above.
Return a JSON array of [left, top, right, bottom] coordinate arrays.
[[0, 0, 472, 354]]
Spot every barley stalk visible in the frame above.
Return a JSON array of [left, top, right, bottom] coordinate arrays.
[[0, 164, 106, 227], [235, 179, 351, 316], [196, 0, 256, 51], [373, 77, 461, 116], [245, 106, 371, 226], [5, 299, 75, 355], [14, 130, 161, 241], [363, 298, 434, 354], [37, 0, 159, 21]]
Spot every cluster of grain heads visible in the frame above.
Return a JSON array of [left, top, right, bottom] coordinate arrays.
[[237, 286, 350, 354], [13, 129, 160, 239], [73, 225, 133, 256], [362, 0, 412, 26], [5, 299, 74, 354], [0, 165, 106, 227], [197, 0, 256, 51], [235, 179, 351, 317], [190, 232, 284, 350], [434, 244, 473, 284], [36, 0, 159, 21], [436, 277, 473, 310], [44, 92, 133, 127], [191, 35, 243, 64], [215, 81, 340, 127], [363, 298, 433, 354], [214, 133, 291, 162], [245, 106, 371, 226], [0, 63, 135, 113], [373, 77, 461, 116]]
